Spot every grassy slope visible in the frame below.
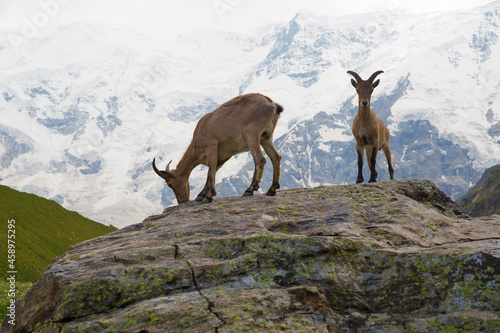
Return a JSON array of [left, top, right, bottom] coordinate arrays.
[[1, 184, 117, 321], [0, 184, 117, 282]]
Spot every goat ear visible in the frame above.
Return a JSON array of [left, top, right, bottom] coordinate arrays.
[[372, 79, 380, 88], [351, 79, 357, 88]]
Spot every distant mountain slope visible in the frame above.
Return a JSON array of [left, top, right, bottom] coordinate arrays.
[[458, 164, 500, 217], [0, 184, 117, 282]]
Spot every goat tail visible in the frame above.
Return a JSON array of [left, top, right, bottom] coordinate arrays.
[[274, 103, 284, 115]]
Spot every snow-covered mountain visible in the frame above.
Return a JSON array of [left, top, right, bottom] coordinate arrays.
[[1, 2, 499, 227]]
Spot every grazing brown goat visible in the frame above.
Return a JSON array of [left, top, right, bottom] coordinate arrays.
[[348, 70, 394, 183], [153, 93, 284, 204]]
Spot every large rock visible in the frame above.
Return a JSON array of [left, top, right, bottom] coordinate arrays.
[[3, 179, 500, 332]]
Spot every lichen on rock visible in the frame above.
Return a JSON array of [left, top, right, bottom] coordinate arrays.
[[2, 179, 500, 332]]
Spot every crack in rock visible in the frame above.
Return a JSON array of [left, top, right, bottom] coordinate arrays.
[[185, 259, 226, 332], [173, 243, 180, 259]]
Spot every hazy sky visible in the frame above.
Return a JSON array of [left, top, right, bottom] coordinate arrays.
[[0, 0, 496, 35]]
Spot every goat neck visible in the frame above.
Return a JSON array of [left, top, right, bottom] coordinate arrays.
[[174, 143, 200, 178]]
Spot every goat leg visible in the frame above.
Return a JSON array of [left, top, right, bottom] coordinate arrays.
[[196, 180, 210, 201], [197, 155, 232, 202], [356, 146, 364, 183], [368, 146, 379, 183], [261, 140, 281, 197], [382, 145, 395, 180], [244, 139, 266, 197], [197, 158, 218, 202]]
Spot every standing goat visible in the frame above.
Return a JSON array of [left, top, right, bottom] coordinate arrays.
[[153, 93, 283, 204], [347, 70, 394, 183]]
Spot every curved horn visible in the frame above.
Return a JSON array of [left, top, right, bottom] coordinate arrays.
[[367, 70, 384, 83], [152, 158, 172, 180], [347, 71, 363, 83]]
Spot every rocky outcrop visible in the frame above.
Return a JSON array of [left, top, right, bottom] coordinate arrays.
[[458, 164, 500, 217], [3, 179, 500, 332]]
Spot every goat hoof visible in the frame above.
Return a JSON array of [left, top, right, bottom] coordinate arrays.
[[266, 189, 276, 196], [201, 197, 213, 203], [243, 190, 253, 197], [195, 195, 205, 201], [369, 179, 377, 183]]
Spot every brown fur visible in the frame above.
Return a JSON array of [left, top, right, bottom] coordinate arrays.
[[153, 93, 283, 204], [348, 70, 395, 183]]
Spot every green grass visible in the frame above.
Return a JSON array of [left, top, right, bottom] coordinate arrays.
[[0, 280, 32, 324], [0, 184, 117, 320]]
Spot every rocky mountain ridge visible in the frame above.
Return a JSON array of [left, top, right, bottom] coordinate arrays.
[[3, 179, 500, 332]]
